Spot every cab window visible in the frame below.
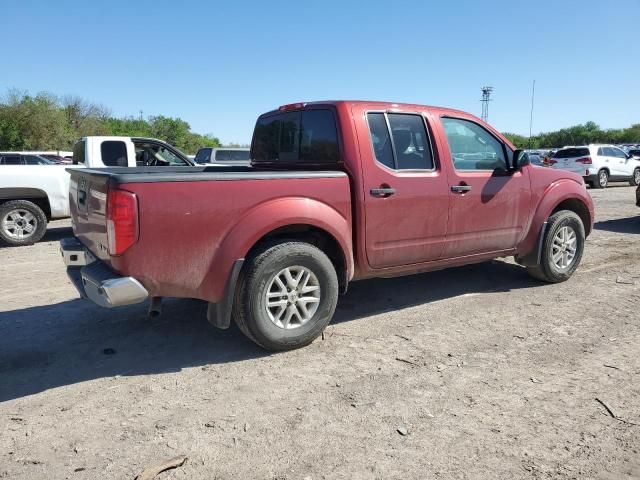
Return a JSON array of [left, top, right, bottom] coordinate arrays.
[[366, 112, 434, 170], [441, 117, 507, 171], [101, 141, 129, 167]]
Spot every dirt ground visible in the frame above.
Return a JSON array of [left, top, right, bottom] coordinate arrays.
[[1, 185, 639, 480]]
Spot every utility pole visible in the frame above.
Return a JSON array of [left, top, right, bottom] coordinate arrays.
[[480, 86, 493, 122], [528, 80, 536, 149], [139, 110, 143, 121]]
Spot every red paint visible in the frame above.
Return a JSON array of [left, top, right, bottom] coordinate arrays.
[[70, 101, 594, 302]]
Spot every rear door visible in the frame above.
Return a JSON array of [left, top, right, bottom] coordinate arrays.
[[353, 105, 450, 269], [436, 116, 531, 258]]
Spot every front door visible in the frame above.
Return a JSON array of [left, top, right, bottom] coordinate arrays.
[[353, 105, 450, 269], [435, 116, 532, 258], [609, 146, 631, 176]]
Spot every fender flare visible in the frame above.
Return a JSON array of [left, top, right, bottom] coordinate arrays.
[[516, 179, 592, 266], [201, 197, 353, 328]]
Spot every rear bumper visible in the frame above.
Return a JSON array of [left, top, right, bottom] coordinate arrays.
[[60, 237, 148, 308]]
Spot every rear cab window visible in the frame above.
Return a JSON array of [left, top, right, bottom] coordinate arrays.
[[251, 108, 340, 166]]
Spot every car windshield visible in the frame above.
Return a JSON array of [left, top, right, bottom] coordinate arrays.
[[194, 149, 211, 164], [135, 143, 190, 166]]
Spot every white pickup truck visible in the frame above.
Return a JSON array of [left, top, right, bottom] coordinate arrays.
[[0, 136, 194, 246]]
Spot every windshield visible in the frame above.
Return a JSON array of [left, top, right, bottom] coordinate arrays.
[[194, 148, 211, 164], [135, 142, 190, 166]]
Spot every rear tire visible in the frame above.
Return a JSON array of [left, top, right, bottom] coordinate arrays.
[[526, 210, 585, 283], [630, 168, 640, 186], [0, 200, 48, 246], [233, 241, 339, 351], [594, 169, 608, 189]]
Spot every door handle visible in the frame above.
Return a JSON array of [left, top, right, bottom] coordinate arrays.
[[370, 187, 396, 198], [451, 185, 472, 193]]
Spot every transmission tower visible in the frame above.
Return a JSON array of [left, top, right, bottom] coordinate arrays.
[[480, 86, 493, 122]]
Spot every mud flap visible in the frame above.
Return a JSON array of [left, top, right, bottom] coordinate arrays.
[[207, 259, 244, 329], [515, 221, 548, 267]]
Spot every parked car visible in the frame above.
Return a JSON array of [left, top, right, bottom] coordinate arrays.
[[194, 147, 251, 165], [41, 154, 73, 164], [525, 150, 544, 166], [546, 145, 640, 188], [61, 100, 594, 351], [0, 137, 194, 246], [627, 148, 640, 159], [0, 153, 56, 165]]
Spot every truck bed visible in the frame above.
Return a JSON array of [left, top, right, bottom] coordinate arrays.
[[68, 166, 351, 303]]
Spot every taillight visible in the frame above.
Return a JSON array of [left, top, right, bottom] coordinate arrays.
[[106, 189, 138, 256], [546, 158, 557, 166], [575, 156, 592, 164]]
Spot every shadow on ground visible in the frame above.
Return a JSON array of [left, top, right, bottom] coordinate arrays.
[[41, 225, 73, 242], [0, 259, 539, 402], [594, 216, 640, 235], [0, 225, 72, 249]]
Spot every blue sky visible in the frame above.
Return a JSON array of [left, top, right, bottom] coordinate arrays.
[[2, 0, 639, 144]]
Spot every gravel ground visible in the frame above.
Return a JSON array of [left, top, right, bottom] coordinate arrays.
[[1, 185, 639, 480]]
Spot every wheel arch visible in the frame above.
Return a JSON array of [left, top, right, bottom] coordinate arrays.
[[0, 188, 52, 219], [551, 198, 592, 236], [246, 223, 350, 293], [201, 197, 353, 302], [516, 180, 593, 266]]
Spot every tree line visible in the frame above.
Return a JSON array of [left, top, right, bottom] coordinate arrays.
[[0, 89, 221, 154], [2, 89, 638, 153], [503, 121, 640, 149]]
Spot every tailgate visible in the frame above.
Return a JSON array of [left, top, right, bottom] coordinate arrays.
[[553, 157, 584, 174], [69, 169, 112, 262]]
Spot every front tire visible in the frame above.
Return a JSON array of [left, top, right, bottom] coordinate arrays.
[[630, 168, 640, 186], [0, 200, 48, 246], [526, 210, 585, 283], [233, 241, 339, 351]]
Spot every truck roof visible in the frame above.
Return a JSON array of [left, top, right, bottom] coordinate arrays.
[[266, 100, 476, 120], [79, 136, 168, 143]]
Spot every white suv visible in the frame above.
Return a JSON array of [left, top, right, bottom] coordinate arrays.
[[547, 145, 640, 188]]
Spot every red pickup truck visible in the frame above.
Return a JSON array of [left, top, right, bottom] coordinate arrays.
[[61, 101, 594, 351]]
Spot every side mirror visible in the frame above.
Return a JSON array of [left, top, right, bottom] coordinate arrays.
[[513, 149, 530, 169]]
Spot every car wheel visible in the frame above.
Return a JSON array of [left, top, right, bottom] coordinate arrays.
[[630, 168, 640, 186], [0, 200, 48, 246], [594, 169, 608, 189], [233, 241, 339, 351], [526, 210, 585, 283]]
